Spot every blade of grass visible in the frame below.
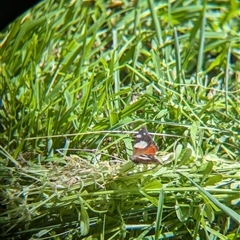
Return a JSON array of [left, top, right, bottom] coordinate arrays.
[[180, 172, 240, 225], [147, 0, 163, 46], [155, 188, 164, 239]]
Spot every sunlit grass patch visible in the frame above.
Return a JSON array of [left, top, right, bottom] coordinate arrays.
[[0, 0, 239, 239]]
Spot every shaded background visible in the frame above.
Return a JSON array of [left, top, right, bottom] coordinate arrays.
[[0, 0, 42, 30]]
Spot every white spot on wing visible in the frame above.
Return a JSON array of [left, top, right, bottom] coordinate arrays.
[[136, 155, 152, 160], [134, 141, 148, 149]]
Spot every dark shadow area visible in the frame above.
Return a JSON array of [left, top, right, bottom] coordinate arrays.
[[0, 0, 42, 31]]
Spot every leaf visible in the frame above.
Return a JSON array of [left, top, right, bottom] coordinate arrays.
[[119, 161, 135, 174], [204, 175, 223, 186], [120, 98, 147, 118], [204, 202, 215, 223], [109, 111, 119, 126], [142, 180, 162, 190], [190, 121, 200, 148], [140, 190, 159, 207], [80, 202, 90, 236], [175, 143, 183, 161], [200, 161, 214, 185], [178, 148, 192, 167], [155, 188, 164, 239], [175, 200, 191, 223], [47, 138, 53, 157]]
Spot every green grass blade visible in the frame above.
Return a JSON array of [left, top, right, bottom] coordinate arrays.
[[181, 173, 240, 225]]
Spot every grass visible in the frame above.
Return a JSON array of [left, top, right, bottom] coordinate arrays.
[[0, 0, 239, 239]]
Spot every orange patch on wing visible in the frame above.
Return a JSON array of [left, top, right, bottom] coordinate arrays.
[[134, 143, 158, 156]]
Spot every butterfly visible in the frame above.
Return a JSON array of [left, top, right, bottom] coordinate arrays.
[[130, 126, 160, 164]]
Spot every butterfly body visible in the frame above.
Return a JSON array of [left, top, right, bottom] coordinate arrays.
[[131, 126, 160, 164]]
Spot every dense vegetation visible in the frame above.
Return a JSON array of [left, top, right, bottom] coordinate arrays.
[[0, 0, 239, 239]]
